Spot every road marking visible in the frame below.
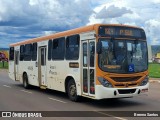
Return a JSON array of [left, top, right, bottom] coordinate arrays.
[[3, 85, 11, 88], [21, 90, 32, 94], [94, 111, 127, 120], [48, 97, 67, 104]]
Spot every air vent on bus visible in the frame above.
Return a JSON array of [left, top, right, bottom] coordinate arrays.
[[118, 89, 136, 94], [115, 83, 137, 87], [111, 76, 141, 82]]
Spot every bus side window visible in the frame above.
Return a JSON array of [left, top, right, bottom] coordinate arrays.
[[48, 40, 52, 60], [52, 37, 65, 60], [66, 34, 80, 60], [24, 44, 32, 61], [20, 45, 25, 61], [9, 47, 14, 61], [32, 43, 37, 61]]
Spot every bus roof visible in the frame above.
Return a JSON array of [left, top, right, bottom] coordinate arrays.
[[10, 24, 142, 47]]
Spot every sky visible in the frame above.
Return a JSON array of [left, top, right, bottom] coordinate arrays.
[[0, 0, 160, 48]]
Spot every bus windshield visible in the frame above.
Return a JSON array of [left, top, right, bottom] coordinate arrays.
[[98, 38, 148, 73]]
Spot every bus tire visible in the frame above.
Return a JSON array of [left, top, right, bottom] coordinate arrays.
[[23, 73, 29, 89], [67, 79, 79, 102]]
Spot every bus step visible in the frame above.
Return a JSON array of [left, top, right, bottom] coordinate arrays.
[[40, 85, 47, 89]]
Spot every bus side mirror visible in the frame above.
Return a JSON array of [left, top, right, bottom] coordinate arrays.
[[97, 41, 102, 54]]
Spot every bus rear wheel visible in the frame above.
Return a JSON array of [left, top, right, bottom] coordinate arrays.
[[67, 80, 79, 102], [23, 73, 29, 89]]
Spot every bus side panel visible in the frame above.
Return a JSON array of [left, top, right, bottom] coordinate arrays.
[[47, 60, 81, 95], [19, 61, 39, 86], [47, 61, 66, 92]]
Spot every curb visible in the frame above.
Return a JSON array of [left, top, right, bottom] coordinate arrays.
[[149, 80, 160, 83], [0, 69, 8, 72]]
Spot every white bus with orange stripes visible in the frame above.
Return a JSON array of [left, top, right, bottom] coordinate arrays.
[[9, 24, 149, 101]]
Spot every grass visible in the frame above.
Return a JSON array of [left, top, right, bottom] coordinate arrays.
[[149, 63, 160, 78], [0, 61, 8, 69]]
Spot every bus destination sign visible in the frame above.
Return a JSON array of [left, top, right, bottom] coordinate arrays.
[[99, 26, 146, 39]]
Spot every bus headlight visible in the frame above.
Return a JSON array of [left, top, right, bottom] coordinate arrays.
[[98, 77, 113, 88], [140, 76, 149, 86]]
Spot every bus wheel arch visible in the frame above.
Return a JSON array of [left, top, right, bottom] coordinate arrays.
[[23, 72, 29, 89], [65, 76, 79, 101]]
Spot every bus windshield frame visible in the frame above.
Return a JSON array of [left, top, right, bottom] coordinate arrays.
[[97, 26, 148, 74], [98, 38, 148, 74]]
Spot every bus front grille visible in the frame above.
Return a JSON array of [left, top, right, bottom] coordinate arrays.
[[115, 83, 137, 87], [111, 76, 141, 82], [118, 89, 136, 94]]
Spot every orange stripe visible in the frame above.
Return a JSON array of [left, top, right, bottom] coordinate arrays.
[[10, 25, 96, 47], [10, 24, 142, 47]]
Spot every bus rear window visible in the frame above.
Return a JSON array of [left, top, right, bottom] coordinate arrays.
[[9, 47, 14, 61]]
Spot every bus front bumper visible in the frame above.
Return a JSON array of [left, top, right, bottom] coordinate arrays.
[[95, 83, 149, 99]]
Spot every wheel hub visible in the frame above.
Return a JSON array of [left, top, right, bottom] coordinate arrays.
[[70, 85, 76, 96]]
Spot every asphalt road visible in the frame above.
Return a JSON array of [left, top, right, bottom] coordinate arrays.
[[0, 70, 160, 120]]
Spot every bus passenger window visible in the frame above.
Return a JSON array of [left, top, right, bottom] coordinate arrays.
[[24, 44, 32, 61], [52, 37, 65, 60], [9, 47, 14, 61], [66, 35, 80, 60], [48, 40, 52, 60], [20, 45, 25, 61], [32, 43, 37, 61]]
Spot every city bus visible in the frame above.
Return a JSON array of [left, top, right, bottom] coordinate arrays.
[[9, 24, 149, 101]]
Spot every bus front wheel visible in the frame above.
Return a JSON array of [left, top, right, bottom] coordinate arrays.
[[67, 79, 79, 102], [23, 73, 29, 89]]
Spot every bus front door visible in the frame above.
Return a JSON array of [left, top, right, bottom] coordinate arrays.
[[39, 47, 47, 88], [82, 40, 95, 96], [14, 51, 19, 81]]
